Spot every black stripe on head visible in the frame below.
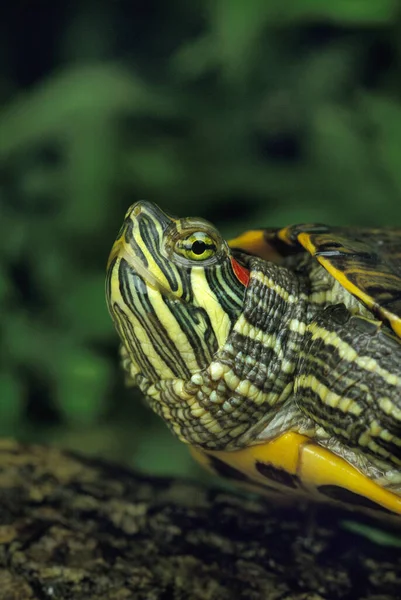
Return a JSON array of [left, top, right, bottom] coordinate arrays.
[[119, 261, 191, 379], [125, 220, 149, 268], [163, 296, 218, 370], [205, 259, 245, 323], [138, 215, 180, 293], [113, 303, 158, 382], [105, 256, 116, 313]]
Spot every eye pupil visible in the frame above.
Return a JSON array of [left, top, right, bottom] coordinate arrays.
[[174, 233, 217, 261], [192, 240, 206, 255]]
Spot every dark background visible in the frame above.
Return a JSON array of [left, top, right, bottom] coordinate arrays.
[[1, 0, 401, 478]]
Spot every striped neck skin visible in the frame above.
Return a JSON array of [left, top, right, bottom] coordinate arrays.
[[106, 201, 249, 386], [198, 255, 309, 449], [106, 202, 309, 451], [141, 254, 307, 451]]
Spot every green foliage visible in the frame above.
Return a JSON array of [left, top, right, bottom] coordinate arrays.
[[342, 520, 401, 546], [1, 1, 401, 475]]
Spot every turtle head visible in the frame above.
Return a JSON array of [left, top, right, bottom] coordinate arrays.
[[106, 201, 248, 388]]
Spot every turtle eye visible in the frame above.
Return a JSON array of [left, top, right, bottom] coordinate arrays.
[[175, 231, 217, 261]]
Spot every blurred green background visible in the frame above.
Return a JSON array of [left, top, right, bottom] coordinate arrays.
[[1, 0, 401, 479]]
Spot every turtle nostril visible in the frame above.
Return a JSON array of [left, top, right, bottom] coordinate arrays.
[[132, 203, 142, 217], [124, 202, 143, 221]]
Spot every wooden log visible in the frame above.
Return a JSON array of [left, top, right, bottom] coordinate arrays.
[[0, 439, 399, 599]]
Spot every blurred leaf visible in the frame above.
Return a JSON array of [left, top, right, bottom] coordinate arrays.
[[209, 0, 272, 81], [0, 212, 27, 261], [209, 0, 397, 67], [63, 116, 117, 231], [43, 424, 137, 461], [342, 520, 401, 546], [293, 45, 358, 106], [125, 144, 187, 191], [0, 263, 8, 303], [0, 372, 24, 433], [55, 349, 112, 426], [17, 162, 62, 200], [361, 93, 401, 199], [0, 64, 176, 159], [134, 423, 198, 477], [35, 250, 76, 305], [285, 0, 399, 24], [170, 35, 216, 80], [58, 274, 113, 341], [310, 104, 397, 224], [3, 313, 56, 369]]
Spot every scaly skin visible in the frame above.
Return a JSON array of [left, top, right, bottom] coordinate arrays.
[[135, 255, 308, 450], [106, 202, 401, 506]]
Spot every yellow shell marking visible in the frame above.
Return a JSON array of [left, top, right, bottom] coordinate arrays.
[[192, 433, 401, 516], [298, 232, 401, 338], [228, 230, 281, 261]]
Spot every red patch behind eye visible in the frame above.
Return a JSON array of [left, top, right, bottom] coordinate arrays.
[[231, 257, 250, 287]]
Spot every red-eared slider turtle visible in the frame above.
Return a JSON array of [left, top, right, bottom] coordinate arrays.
[[106, 202, 401, 517]]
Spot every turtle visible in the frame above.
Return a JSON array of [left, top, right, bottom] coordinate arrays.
[[105, 201, 401, 518]]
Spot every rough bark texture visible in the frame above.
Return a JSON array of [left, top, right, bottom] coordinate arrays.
[[0, 440, 400, 600]]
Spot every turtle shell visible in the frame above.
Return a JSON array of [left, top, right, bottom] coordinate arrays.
[[229, 224, 401, 337], [190, 223, 401, 519], [106, 204, 401, 520]]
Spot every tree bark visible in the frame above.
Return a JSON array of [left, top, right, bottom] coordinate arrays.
[[0, 439, 399, 600]]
